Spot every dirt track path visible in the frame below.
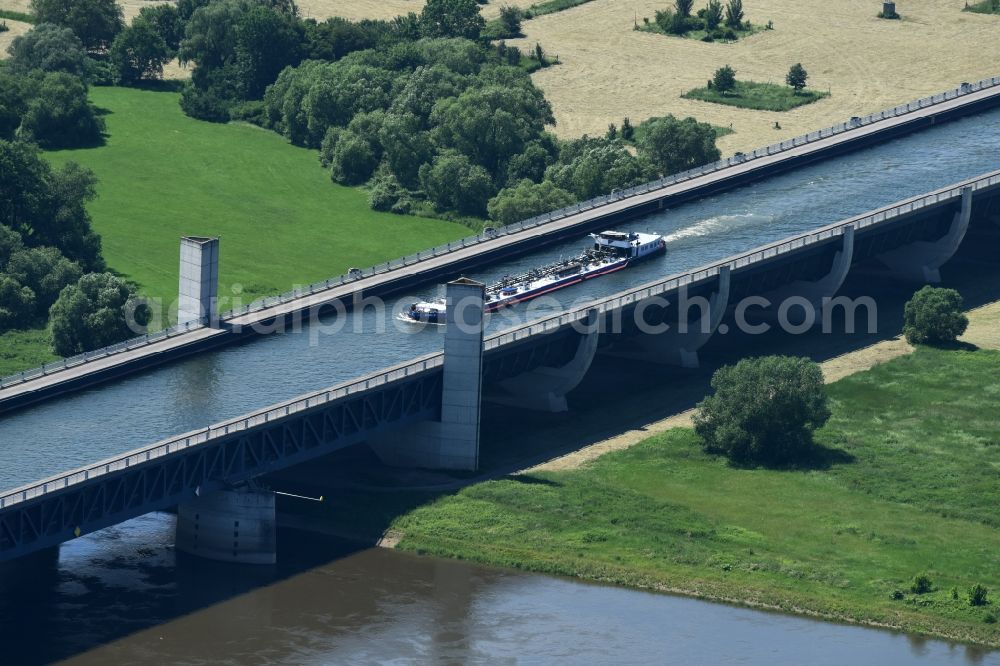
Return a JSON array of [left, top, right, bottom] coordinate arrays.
[[526, 298, 1000, 473]]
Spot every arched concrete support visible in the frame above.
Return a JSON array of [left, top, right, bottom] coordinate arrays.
[[488, 309, 600, 413], [369, 278, 485, 471], [176, 486, 276, 565], [607, 267, 730, 369], [877, 187, 972, 283], [762, 226, 854, 321]]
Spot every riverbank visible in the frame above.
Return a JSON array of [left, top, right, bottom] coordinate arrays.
[[377, 345, 1000, 648]]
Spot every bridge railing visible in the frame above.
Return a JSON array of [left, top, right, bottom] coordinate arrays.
[[3, 76, 1000, 392], [6, 167, 1000, 508], [204, 73, 1000, 321], [483, 167, 1000, 346], [0, 353, 444, 510]]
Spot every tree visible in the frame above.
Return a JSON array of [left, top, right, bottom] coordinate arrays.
[[431, 84, 553, 177], [420, 0, 485, 40], [545, 137, 654, 200], [303, 16, 379, 62], [712, 65, 737, 95], [725, 0, 744, 28], [49, 272, 149, 356], [379, 113, 434, 188], [388, 64, 468, 125], [30, 0, 124, 51], [17, 71, 105, 148], [233, 4, 304, 100], [0, 234, 83, 332], [635, 115, 721, 176], [418, 150, 494, 216], [0, 140, 103, 270], [786, 63, 808, 92], [694, 356, 831, 466], [674, 0, 694, 18], [487, 179, 575, 225], [137, 4, 184, 52], [902, 286, 968, 345], [6, 23, 89, 77], [110, 19, 173, 84], [505, 138, 556, 184], [705, 0, 724, 30]]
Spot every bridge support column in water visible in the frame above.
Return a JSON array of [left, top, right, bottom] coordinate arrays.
[[175, 485, 276, 565], [761, 226, 855, 325], [369, 278, 485, 471], [488, 308, 600, 413], [877, 186, 972, 282], [178, 236, 220, 325]]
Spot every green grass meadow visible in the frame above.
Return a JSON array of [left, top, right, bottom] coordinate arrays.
[[683, 80, 829, 112], [384, 347, 1000, 646], [46, 87, 469, 310]]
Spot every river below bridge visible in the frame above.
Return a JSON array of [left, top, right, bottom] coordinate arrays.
[[0, 512, 995, 665], [3, 107, 1000, 490]]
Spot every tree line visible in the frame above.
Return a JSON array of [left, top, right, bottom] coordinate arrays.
[[0, 141, 148, 355]]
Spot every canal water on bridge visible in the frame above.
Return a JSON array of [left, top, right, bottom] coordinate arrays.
[[0, 512, 994, 665], [2, 108, 1000, 490]]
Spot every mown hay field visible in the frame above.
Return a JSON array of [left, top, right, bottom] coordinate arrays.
[[295, 0, 1000, 154]]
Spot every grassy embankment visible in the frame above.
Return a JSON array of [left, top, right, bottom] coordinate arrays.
[[524, 0, 597, 18], [683, 80, 828, 111], [0, 9, 33, 23], [0, 86, 469, 375], [377, 347, 1000, 647]]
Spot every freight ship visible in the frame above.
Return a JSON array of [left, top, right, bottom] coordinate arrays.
[[403, 231, 666, 324]]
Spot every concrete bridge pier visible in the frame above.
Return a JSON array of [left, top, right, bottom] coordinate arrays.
[[877, 187, 972, 282], [368, 278, 485, 471], [761, 226, 854, 325], [488, 309, 600, 412], [606, 266, 731, 368], [175, 484, 276, 565]]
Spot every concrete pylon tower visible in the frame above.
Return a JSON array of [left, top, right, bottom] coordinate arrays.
[[438, 277, 485, 470], [178, 236, 219, 325], [366, 278, 485, 470]]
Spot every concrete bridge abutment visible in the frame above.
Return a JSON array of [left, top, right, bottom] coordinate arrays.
[[175, 485, 276, 565], [876, 187, 972, 283], [487, 308, 600, 413], [368, 278, 485, 471]]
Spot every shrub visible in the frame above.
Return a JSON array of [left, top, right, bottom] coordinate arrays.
[[890, 589, 905, 601], [902, 286, 968, 345], [910, 574, 933, 594], [49, 272, 149, 355], [621, 116, 634, 140], [969, 584, 989, 607], [487, 179, 575, 224], [179, 82, 231, 122], [694, 355, 831, 466]]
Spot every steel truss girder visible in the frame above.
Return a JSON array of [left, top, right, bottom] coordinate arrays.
[[0, 370, 442, 562]]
